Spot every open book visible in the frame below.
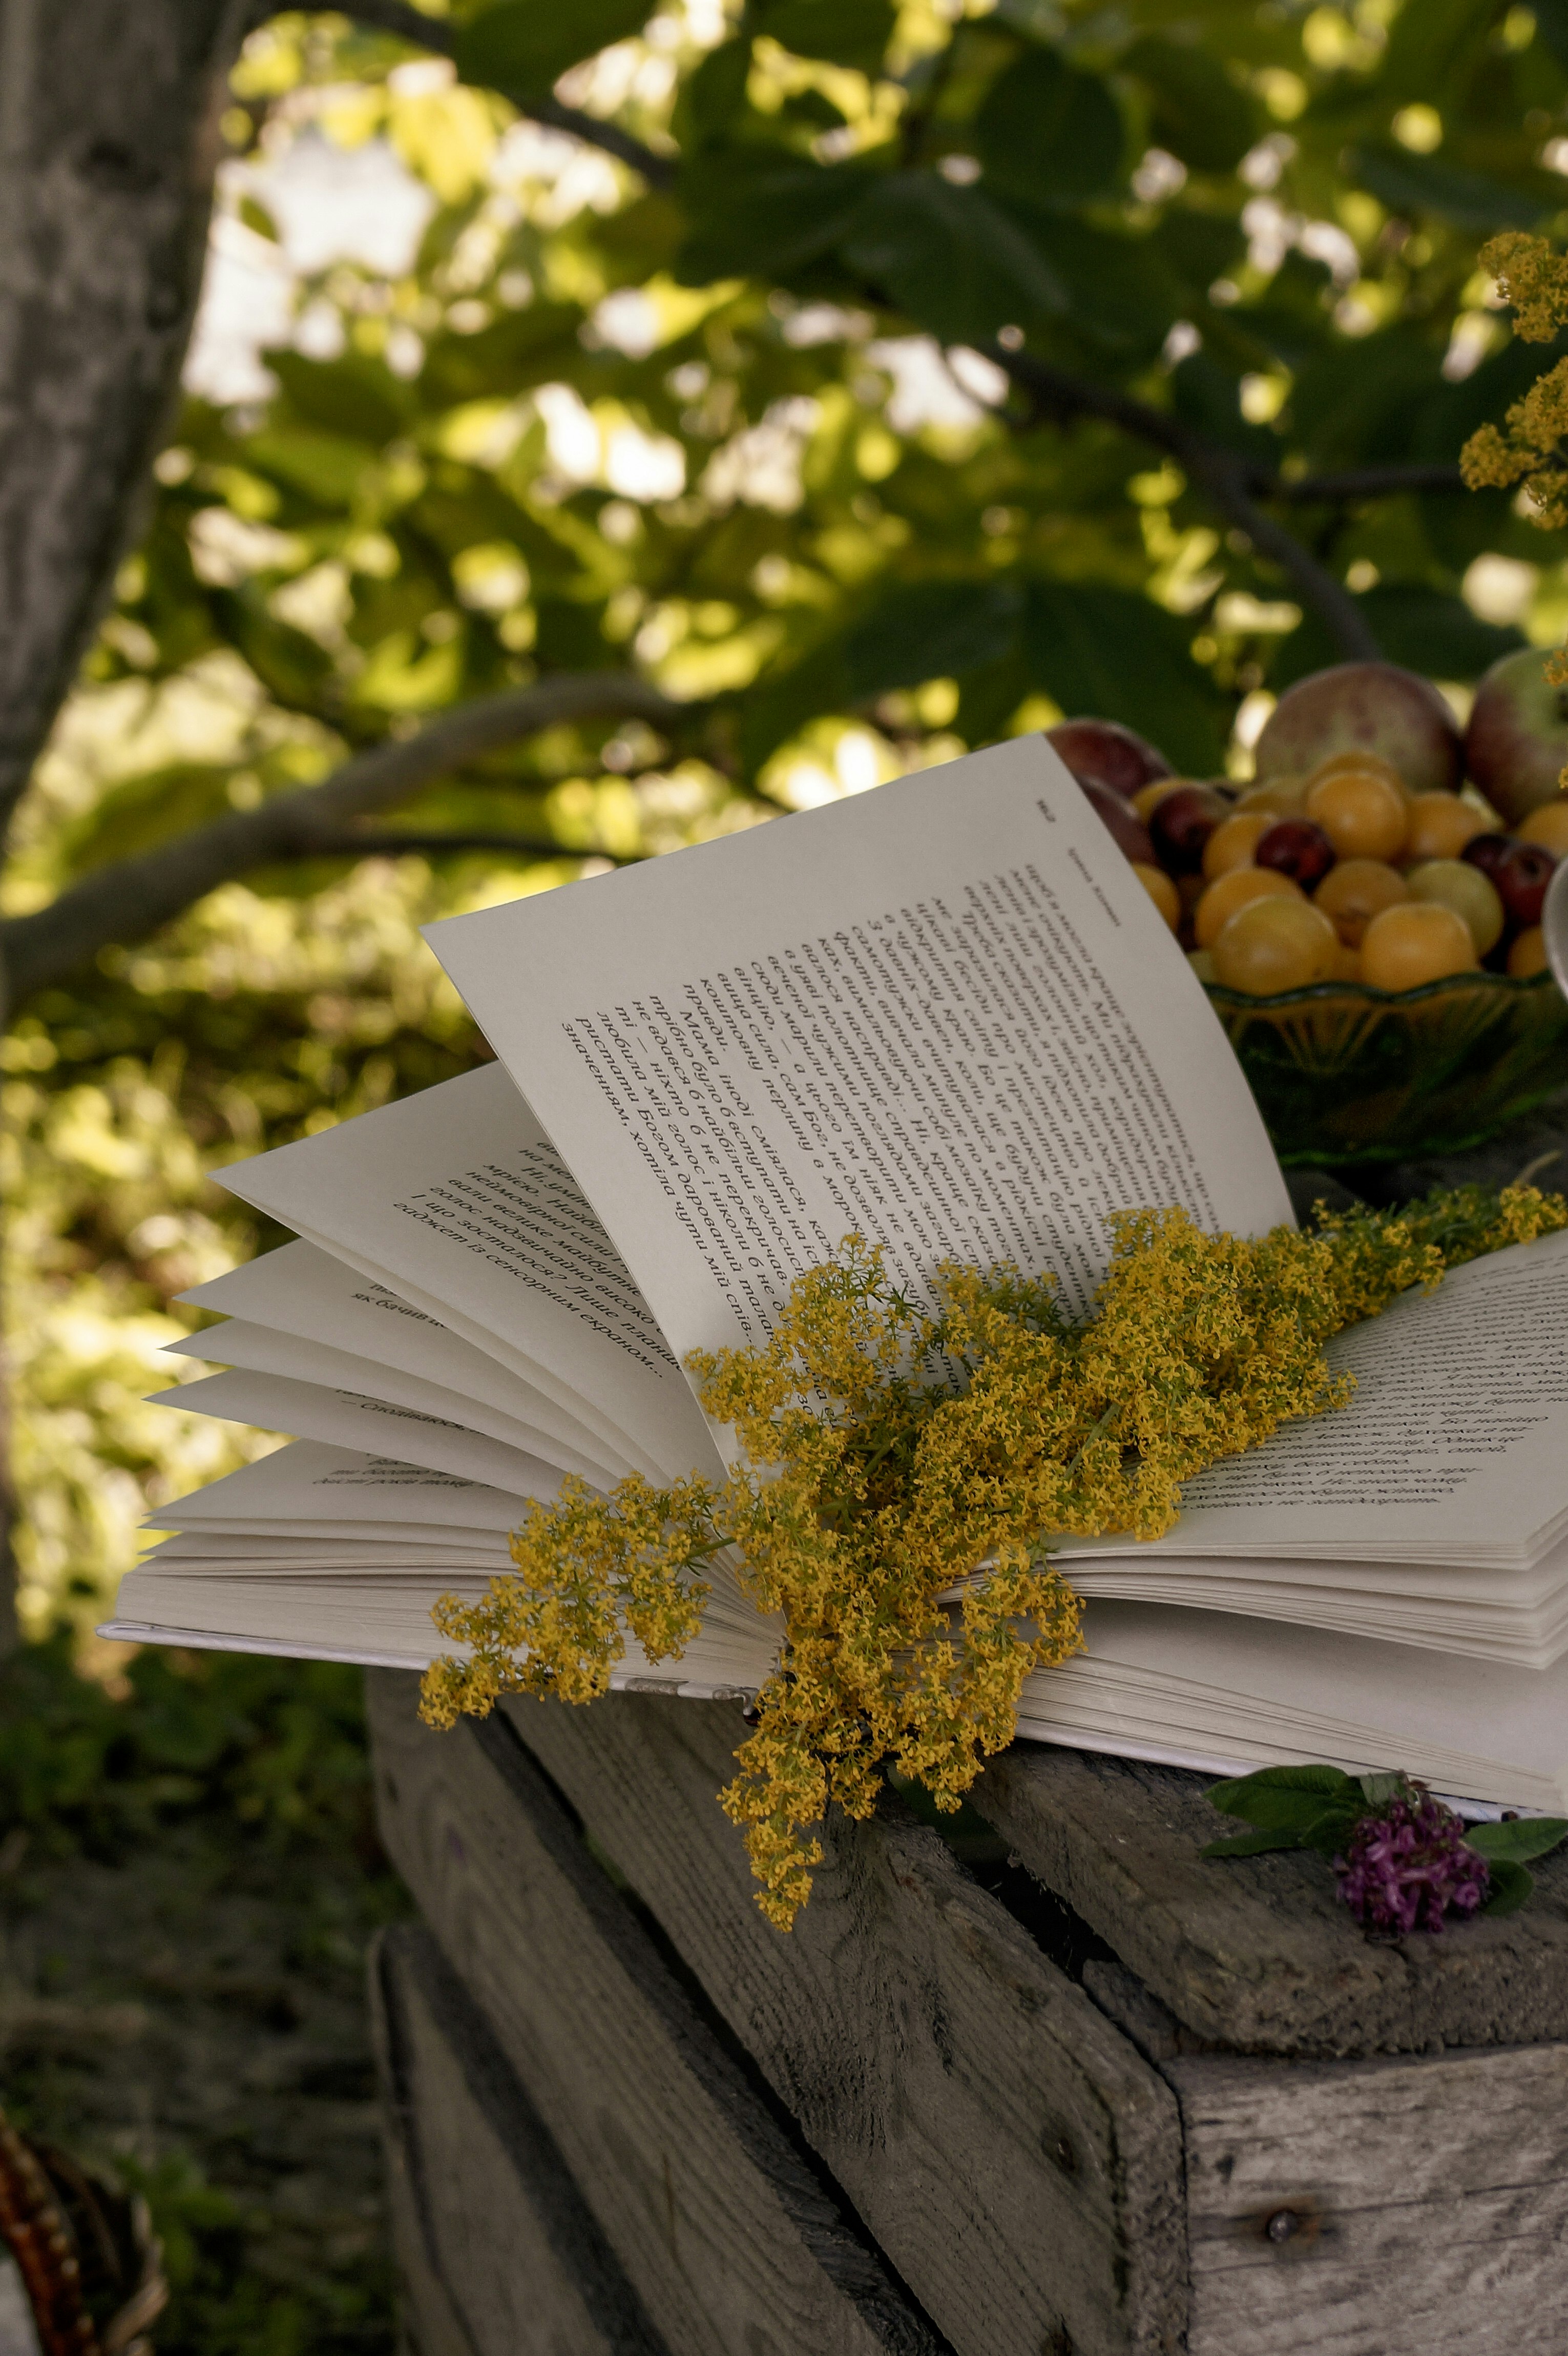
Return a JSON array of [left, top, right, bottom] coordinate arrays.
[[102, 736, 1568, 1813]]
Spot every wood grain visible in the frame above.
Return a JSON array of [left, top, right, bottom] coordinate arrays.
[[370, 1919, 668, 2356], [367, 1675, 945, 2356], [976, 1744, 1568, 2059], [489, 1683, 1187, 2356], [1170, 2041, 1568, 2355]]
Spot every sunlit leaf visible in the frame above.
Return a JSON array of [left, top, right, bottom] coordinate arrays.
[[267, 352, 413, 447], [244, 428, 381, 509]]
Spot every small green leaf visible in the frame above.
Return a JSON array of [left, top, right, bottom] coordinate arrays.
[[1206, 1765, 1358, 1815], [845, 581, 1022, 699], [1121, 36, 1258, 175], [1466, 1817, 1568, 1866], [456, 0, 652, 99], [1298, 1807, 1367, 1859], [1348, 146, 1551, 235], [673, 152, 878, 284], [754, 0, 895, 73], [977, 46, 1124, 209], [1201, 1829, 1302, 1858], [842, 173, 1069, 346], [677, 37, 752, 148], [1357, 1771, 1410, 1809], [1480, 1858, 1535, 1918], [1021, 582, 1229, 776]]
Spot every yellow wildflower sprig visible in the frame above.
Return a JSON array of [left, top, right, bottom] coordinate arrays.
[[420, 1184, 1567, 1928], [1461, 234, 1568, 685]]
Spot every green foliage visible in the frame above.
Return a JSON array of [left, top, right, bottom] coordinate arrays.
[[0, 1630, 374, 1862], [72, 0, 1568, 891]]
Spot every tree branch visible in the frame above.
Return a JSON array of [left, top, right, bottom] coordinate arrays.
[[1275, 464, 1467, 502], [982, 342, 1382, 661], [338, 1, 677, 188], [1, 673, 679, 1004], [305, 828, 638, 862]]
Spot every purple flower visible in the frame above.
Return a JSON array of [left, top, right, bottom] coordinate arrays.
[[1334, 1791, 1491, 1935]]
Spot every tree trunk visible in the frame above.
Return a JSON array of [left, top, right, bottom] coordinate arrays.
[[0, 0, 254, 1648], [0, 0, 255, 853]]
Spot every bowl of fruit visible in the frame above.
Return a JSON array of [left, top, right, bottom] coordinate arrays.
[[1051, 654, 1568, 1167]]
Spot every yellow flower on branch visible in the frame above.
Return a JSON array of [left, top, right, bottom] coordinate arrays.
[[1461, 233, 1568, 677], [421, 1185, 1567, 1927]]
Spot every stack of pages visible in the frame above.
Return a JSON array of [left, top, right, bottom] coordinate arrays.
[[102, 737, 1568, 1813]]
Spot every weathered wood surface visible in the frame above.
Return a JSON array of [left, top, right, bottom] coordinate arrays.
[[370, 1918, 668, 2356], [977, 1744, 1568, 2059], [1170, 2041, 1568, 2355], [493, 1684, 1186, 2356], [367, 1673, 946, 2356]]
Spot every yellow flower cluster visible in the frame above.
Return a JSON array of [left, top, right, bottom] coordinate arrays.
[[1462, 235, 1568, 566], [420, 1184, 1566, 1927]]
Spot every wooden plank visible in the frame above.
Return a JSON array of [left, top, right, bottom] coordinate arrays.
[[976, 1743, 1568, 2059], [1169, 2041, 1568, 2356], [491, 1683, 1187, 2356], [369, 1920, 669, 2356], [366, 1674, 947, 2356]]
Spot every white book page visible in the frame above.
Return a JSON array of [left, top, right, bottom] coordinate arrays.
[[1020, 1602, 1568, 1810], [149, 1369, 568, 1501], [141, 1440, 530, 1535], [1056, 1232, 1568, 1567], [166, 1315, 614, 1486], [147, 1532, 506, 1568], [179, 1241, 622, 1480], [427, 739, 1291, 1408], [213, 1066, 718, 1482]]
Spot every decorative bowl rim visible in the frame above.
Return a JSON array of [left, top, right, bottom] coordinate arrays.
[[1203, 968, 1562, 1012]]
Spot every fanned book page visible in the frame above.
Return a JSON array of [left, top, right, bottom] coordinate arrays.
[[424, 734, 1292, 1387], [210, 1061, 719, 1483], [1055, 1230, 1568, 1571]]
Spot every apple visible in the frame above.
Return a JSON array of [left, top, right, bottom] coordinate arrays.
[[1077, 775, 1155, 864], [1047, 718, 1172, 800], [1253, 663, 1463, 795], [1149, 783, 1227, 873], [1465, 648, 1568, 825]]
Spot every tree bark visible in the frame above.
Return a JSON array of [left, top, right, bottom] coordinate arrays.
[[0, 0, 256, 862]]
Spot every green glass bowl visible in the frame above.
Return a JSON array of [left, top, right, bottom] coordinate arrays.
[[1204, 968, 1568, 1166]]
